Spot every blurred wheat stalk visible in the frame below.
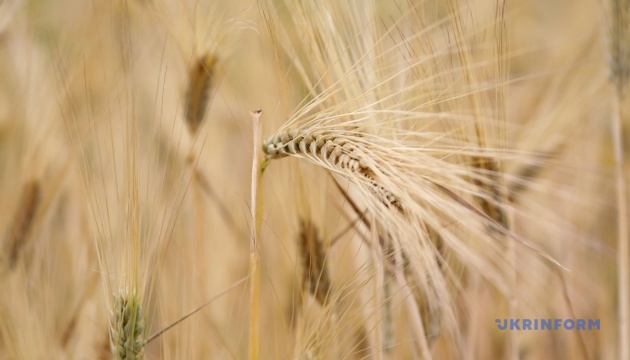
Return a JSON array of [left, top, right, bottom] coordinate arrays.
[[608, 1, 630, 359]]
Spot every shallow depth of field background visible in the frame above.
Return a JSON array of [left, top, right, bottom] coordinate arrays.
[[0, 0, 625, 359]]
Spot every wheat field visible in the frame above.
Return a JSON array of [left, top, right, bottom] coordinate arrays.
[[0, 0, 627, 359]]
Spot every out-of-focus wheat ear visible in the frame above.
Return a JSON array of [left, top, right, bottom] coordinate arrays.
[[1, 179, 40, 270], [447, 0, 508, 232], [609, 1, 630, 358], [184, 53, 218, 136], [610, 0, 630, 96], [110, 291, 144, 360], [298, 219, 332, 307], [508, 150, 558, 203]]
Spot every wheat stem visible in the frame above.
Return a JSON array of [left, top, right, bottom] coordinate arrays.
[[193, 167, 248, 243], [612, 98, 629, 360], [248, 109, 263, 360], [369, 217, 383, 360], [609, 1, 629, 356]]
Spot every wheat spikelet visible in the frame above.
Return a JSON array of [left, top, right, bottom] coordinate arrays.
[[2, 179, 40, 270], [110, 291, 144, 360]]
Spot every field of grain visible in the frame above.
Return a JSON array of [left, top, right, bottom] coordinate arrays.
[[0, 0, 627, 359]]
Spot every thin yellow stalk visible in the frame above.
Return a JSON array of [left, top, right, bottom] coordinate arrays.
[[193, 167, 247, 243], [612, 98, 628, 360], [507, 220, 518, 360], [609, 1, 629, 357], [249, 109, 263, 360], [144, 275, 249, 345], [370, 217, 383, 360]]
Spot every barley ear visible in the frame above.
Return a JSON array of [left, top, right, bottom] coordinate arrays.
[[263, 129, 403, 212], [110, 291, 144, 360]]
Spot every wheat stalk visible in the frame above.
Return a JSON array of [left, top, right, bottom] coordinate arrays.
[[608, 1, 630, 358], [249, 109, 263, 360]]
